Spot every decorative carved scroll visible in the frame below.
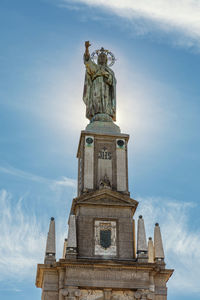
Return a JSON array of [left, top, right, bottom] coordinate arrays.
[[78, 289, 154, 300], [80, 289, 103, 300]]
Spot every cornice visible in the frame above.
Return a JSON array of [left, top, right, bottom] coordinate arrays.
[[70, 189, 138, 215]]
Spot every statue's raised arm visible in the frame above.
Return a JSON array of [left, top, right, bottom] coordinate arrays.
[[83, 41, 117, 122], [84, 41, 91, 61]]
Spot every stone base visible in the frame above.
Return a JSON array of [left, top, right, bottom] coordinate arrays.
[[36, 259, 173, 300], [44, 256, 56, 265], [137, 251, 148, 263], [86, 121, 120, 134], [90, 113, 113, 122], [65, 252, 77, 260]]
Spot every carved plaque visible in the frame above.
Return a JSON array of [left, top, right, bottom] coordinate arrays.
[[94, 220, 116, 256]]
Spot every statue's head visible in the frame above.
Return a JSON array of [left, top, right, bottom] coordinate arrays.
[[97, 52, 108, 66], [91, 46, 115, 68]]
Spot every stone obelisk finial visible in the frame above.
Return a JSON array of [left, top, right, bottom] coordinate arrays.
[[65, 215, 77, 259], [44, 217, 56, 264], [148, 237, 154, 263], [137, 215, 148, 262], [154, 223, 165, 263], [63, 238, 68, 258]]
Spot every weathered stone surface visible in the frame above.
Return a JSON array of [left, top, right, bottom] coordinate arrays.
[[86, 121, 120, 134], [84, 135, 94, 190], [42, 291, 59, 300], [45, 218, 56, 264], [64, 264, 150, 289], [77, 131, 129, 195], [116, 140, 127, 192], [148, 238, 154, 263], [42, 270, 58, 291], [67, 215, 77, 249], [154, 224, 165, 262], [63, 239, 67, 259], [66, 215, 77, 259], [137, 216, 148, 261], [76, 203, 135, 259]]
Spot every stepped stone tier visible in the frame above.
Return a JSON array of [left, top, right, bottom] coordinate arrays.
[[36, 41, 173, 300]]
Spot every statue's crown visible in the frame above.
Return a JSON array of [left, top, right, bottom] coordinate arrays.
[[98, 47, 109, 55], [91, 47, 116, 67]]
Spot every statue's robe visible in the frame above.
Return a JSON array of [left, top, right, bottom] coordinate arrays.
[[83, 57, 116, 121]]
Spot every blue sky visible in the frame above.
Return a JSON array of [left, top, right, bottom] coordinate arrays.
[[0, 0, 200, 299]]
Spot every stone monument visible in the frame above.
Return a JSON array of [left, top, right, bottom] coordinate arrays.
[[36, 41, 173, 300]]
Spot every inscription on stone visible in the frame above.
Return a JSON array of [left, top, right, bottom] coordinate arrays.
[[98, 148, 112, 160]]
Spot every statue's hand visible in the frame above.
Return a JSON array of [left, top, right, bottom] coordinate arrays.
[[85, 41, 91, 49]]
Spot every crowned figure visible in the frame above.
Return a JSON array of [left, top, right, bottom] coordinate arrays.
[[83, 41, 116, 122]]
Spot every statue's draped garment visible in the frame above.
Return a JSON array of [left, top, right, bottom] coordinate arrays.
[[83, 57, 116, 121]]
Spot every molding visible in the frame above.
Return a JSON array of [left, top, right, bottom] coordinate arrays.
[[70, 189, 138, 215], [77, 131, 130, 158]]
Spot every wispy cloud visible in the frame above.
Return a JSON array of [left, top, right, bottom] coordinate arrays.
[[54, 176, 76, 187], [136, 196, 200, 294], [0, 164, 76, 188], [61, 0, 200, 50], [0, 189, 45, 281], [0, 189, 66, 283]]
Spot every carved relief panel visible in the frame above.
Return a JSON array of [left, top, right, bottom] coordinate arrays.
[[78, 289, 154, 300], [80, 290, 103, 300], [94, 220, 117, 257], [94, 140, 116, 190], [112, 291, 135, 300]]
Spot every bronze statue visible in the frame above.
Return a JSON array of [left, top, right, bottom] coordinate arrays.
[[83, 41, 116, 122]]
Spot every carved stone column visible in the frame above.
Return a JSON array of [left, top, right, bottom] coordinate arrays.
[[149, 272, 155, 292], [58, 269, 65, 300], [104, 289, 112, 300]]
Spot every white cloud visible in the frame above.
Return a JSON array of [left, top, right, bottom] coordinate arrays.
[[54, 176, 76, 187], [62, 0, 200, 49], [0, 189, 67, 283], [135, 196, 200, 294], [0, 189, 45, 281], [0, 164, 76, 188]]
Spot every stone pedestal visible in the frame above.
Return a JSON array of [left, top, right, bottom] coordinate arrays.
[[36, 259, 173, 300], [36, 125, 173, 299], [77, 130, 129, 196]]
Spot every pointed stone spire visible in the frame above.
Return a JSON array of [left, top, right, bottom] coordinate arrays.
[[63, 238, 68, 258], [148, 237, 154, 263], [44, 217, 56, 264], [137, 215, 148, 262], [154, 223, 165, 263], [65, 215, 77, 259]]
